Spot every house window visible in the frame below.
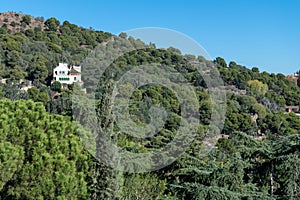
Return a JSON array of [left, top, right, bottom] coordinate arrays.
[[74, 77, 77, 81], [59, 77, 70, 81]]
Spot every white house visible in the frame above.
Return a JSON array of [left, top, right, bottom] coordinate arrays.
[[53, 63, 81, 85]]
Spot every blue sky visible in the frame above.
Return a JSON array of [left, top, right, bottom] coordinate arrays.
[[1, 0, 299, 74]]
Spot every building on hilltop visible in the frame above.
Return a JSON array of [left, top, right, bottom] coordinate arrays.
[[52, 63, 82, 87], [288, 71, 300, 88]]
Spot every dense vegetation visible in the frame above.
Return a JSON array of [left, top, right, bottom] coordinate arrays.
[[0, 100, 90, 199], [0, 13, 299, 199]]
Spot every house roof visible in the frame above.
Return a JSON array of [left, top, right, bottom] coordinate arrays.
[[73, 65, 81, 73], [70, 67, 80, 75], [53, 63, 81, 76], [54, 63, 69, 71]]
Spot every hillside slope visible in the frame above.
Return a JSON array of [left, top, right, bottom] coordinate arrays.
[[0, 12, 299, 199]]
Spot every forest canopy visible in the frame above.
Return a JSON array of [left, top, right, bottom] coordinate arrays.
[[0, 12, 299, 199]]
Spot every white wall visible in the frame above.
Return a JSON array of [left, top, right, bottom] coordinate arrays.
[[53, 63, 81, 85]]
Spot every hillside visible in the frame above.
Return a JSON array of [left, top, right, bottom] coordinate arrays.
[[0, 12, 45, 34], [0, 12, 300, 199]]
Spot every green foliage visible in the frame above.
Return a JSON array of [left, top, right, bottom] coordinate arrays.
[[215, 56, 227, 68], [0, 82, 28, 101], [0, 100, 90, 199], [167, 132, 300, 199], [21, 15, 31, 25], [44, 17, 60, 31], [48, 89, 73, 116], [247, 79, 268, 99], [217, 137, 236, 154], [0, 141, 24, 191], [50, 81, 61, 92], [10, 65, 27, 81], [27, 87, 50, 106], [27, 55, 48, 83], [217, 57, 300, 106], [120, 173, 166, 199], [0, 15, 299, 200]]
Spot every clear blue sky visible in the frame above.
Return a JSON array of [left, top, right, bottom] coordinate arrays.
[[1, 0, 299, 74]]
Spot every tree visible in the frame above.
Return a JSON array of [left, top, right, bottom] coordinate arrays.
[[215, 57, 227, 68], [247, 80, 268, 99], [276, 154, 300, 198], [21, 15, 31, 25], [44, 17, 60, 31], [10, 65, 27, 81], [28, 55, 48, 83], [50, 81, 61, 92], [24, 29, 34, 37], [217, 137, 236, 154], [0, 86, 4, 98], [0, 100, 90, 199], [167, 46, 182, 55], [118, 32, 127, 39], [120, 173, 166, 199], [27, 87, 50, 106], [251, 103, 267, 119], [0, 142, 24, 191], [237, 95, 257, 112], [251, 67, 260, 73]]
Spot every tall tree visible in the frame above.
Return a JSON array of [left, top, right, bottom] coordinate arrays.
[[0, 100, 90, 199]]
